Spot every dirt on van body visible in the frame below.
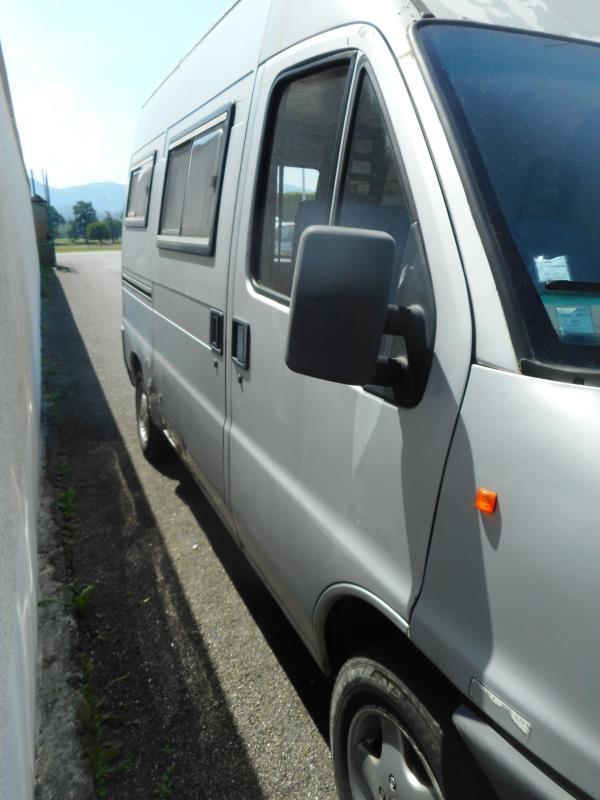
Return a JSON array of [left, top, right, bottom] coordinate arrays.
[[36, 253, 334, 799]]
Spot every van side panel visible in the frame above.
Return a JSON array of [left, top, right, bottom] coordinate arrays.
[[151, 74, 255, 499], [411, 365, 600, 800]]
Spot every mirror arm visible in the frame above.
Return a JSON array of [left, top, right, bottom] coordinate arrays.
[[383, 304, 423, 338], [371, 304, 428, 390], [372, 356, 411, 388]]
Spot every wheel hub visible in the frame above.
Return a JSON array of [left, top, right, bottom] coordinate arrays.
[[138, 387, 149, 447], [347, 705, 443, 800]]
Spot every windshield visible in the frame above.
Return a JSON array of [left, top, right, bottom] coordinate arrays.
[[416, 22, 600, 375]]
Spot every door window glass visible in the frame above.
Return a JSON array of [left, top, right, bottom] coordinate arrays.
[[338, 72, 434, 400], [255, 63, 349, 298], [338, 73, 411, 277]]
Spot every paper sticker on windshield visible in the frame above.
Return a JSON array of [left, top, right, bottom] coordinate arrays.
[[556, 306, 595, 337], [535, 255, 571, 283]]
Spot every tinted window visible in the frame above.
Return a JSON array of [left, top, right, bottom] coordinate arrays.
[[255, 64, 349, 297], [418, 23, 600, 369]]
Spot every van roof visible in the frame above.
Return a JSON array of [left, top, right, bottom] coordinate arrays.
[[144, 0, 598, 109], [424, 0, 599, 43], [133, 0, 599, 158]]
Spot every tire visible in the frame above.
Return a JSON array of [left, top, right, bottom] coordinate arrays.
[[330, 644, 493, 800], [135, 371, 169, 462]]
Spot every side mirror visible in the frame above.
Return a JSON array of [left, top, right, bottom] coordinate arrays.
[[285, 226, 395, 385]]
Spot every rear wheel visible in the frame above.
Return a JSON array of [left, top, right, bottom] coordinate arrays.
[[330, 645, 491, 800], [135, 372, 169, 462]]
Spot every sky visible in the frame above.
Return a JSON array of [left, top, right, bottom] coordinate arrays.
[[1, 0, 231, 189]]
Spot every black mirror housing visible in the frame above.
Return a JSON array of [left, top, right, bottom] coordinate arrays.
[[285, 226, 396, 385]]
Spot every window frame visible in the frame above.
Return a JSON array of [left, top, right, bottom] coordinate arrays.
[[124, 152, 156, 229], [156, 103, 234, 257], [250, 51, 357, 305], [250, 53, 422, 307], [334, 59, 420, 232]]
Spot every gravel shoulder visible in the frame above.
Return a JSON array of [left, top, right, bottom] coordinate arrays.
[[37, 254, 334, 799]]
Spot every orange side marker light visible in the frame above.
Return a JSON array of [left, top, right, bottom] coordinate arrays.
[[475, 488, 497, 515]]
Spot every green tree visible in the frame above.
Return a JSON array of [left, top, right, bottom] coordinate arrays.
[[72, 201, 97, 241], [86, 221, 110, 243], [103, 211, 122, 242], [48, 205, 65, 238], [57, 221, 70, 239], [67, 220, 79, 241]]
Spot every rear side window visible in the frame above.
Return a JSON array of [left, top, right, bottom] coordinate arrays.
[[254, 62, 351, 298], [125, 154, 155, 227], [158, 107, 232, 255]]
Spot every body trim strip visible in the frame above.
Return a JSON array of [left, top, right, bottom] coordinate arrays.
[[152, 308, 211, 351], [122, 271, 153, 298]]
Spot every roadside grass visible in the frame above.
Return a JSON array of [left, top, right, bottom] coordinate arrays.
[[55, 239, 121, 254]]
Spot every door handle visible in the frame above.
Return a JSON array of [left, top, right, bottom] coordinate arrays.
[[209, 308, 224, 354], [231, 318, 250, 370]]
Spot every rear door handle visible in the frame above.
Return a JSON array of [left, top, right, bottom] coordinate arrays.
[[209, 308, 224, 354], [231, 318, 250, 370]]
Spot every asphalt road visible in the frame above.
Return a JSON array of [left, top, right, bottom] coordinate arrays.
[[46, 250, 335, 799]]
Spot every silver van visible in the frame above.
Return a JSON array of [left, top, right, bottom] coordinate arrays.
[[121, 2, 600, 798]]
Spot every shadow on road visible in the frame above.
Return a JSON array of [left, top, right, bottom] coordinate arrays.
[[43, 268, 332, 799]]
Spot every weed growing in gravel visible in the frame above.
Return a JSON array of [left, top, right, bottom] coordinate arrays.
[[44, 388, 64, 425], [37, 581, 95, 617], [44, 356, 57, 378], [57, 486, 77, 545], [155, 747, 176, 799], [71, 582, 96, 616], [77, 659, 130, 799], [58, 485, 76, 520]]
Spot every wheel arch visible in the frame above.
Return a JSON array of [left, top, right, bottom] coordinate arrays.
[[130, 351, 142, 380], [313, 584, 410, 675]]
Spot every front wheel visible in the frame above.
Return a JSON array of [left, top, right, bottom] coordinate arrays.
[[330, 646, 490, 800], [135, 372, 169, 463]]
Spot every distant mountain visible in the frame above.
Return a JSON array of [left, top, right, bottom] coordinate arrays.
[[47, 182, 127, 220]]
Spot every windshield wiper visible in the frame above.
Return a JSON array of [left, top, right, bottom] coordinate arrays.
[[545, 280, 600, 294]]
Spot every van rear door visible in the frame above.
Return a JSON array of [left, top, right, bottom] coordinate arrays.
[[226, 25, 472, 643]]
